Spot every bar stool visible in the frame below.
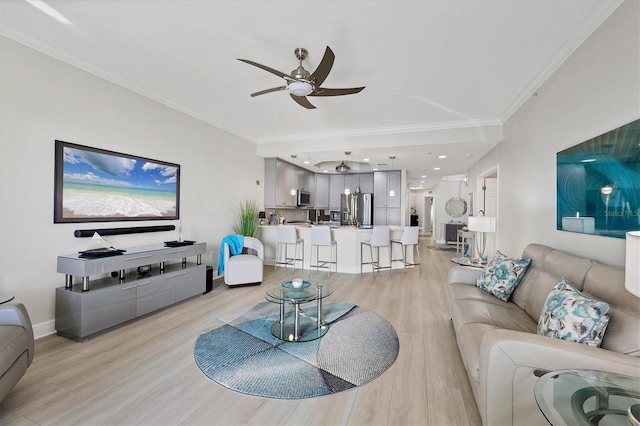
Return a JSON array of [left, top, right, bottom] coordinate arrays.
[[309, 226, 337, 278], [360, 227, 392, 277], [391, 226, 421, 273], [275, 225, 304, 273]]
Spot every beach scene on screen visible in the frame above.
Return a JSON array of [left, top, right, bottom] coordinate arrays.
[[62, 147, 178, 218]]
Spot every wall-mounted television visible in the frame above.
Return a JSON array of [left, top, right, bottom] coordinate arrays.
[[54, 140, 180, 223], [557, 119, 639, 239]]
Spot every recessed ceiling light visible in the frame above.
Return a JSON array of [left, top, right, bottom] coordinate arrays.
[[438, 155, 447, 159], [421, 175, 426, 178], [323, 170, 329, 173], [465, 153, 474, 158], [373, 168, 379, 171], [421, 181, 425, 183], [363, 158, 370, 162], [303, 160, 310, 164], [434, 167, 440, 170]]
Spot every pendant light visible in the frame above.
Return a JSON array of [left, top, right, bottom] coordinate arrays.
[[336, 151, 351, 173]]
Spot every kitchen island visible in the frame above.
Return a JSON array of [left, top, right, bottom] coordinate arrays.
[[258, 224, 413, 274]]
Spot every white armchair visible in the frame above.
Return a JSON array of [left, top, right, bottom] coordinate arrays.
[[223, 236, 264, 286]]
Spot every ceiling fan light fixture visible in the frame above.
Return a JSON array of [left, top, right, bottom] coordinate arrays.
[[288, 81, 313, 97]]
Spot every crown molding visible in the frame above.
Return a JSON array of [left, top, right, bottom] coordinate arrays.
[[256, 117, 503, 144], [499, 0, 623, 122]]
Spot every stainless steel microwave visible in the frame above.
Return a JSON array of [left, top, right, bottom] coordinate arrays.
[[297, 190, 311, 206]]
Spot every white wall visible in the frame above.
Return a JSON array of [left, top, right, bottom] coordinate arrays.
[[0, 37, 264, 335], [468, 0, 639, 266]]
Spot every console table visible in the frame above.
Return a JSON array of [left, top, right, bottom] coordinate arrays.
[[56, 243, 206, 341]]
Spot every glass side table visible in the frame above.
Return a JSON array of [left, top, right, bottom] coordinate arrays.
[[265, 281, 333, 342], [535, 369, 640, 425]]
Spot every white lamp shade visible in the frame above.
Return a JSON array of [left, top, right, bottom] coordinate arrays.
[[625, 231, 640, 297], [288, 81, 313, 97], [468, 216, 496, 233]]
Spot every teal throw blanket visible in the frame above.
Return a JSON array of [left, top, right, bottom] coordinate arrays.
[[218, 234, 244, 275]]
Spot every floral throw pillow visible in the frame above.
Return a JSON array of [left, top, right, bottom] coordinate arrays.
[[537, 278, 610, 347], [475, 250, 531, 302]]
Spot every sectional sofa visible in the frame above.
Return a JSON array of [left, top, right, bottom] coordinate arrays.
[[446, 243, 640, 425]]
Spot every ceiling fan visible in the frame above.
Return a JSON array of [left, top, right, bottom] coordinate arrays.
[[237, 46, 365, 109]]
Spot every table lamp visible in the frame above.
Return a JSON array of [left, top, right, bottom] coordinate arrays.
[[468, 216, 496, 263]]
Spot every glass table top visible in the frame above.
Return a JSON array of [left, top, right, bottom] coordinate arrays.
[[535, 369, 640, 425], [265, 281, 333, 304]]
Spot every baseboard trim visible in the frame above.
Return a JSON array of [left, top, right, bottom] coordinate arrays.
[[33, 319, 56, 340]]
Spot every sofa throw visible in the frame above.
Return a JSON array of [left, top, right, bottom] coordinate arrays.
[[218, 234, 244, 275], [475, 250, 531, 302], [537, 278, 610, 347]]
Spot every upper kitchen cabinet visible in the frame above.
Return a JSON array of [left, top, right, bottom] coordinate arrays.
[[373, 171, 401, 225], [344, 174, 359, 195], [374, 171, 401, 208], [315, 174, 330, 209], [264, 158, 305, 208], [358, 173, 374, 194], [342, 173, 374, 195], [329, 174, 345, 210]]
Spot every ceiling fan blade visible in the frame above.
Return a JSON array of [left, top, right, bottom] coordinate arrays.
[[250, 86, 287, 97], [237, 59, 294, 81], [290, 94, 316, 109], [309, 46, 335, 87], [310, 87, 365, 97]]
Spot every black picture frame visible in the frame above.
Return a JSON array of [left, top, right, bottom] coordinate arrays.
[[54, 140, 180, 223]]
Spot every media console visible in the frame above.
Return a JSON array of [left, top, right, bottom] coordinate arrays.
[[55, 243, 206, 341]]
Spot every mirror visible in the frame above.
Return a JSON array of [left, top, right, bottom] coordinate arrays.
[[446, 197, 467, 218]]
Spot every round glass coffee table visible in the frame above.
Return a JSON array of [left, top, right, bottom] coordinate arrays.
[[265, 281, 333, 342], [535, 369, 640, 425]]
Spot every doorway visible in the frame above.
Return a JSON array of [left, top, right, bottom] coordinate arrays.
[[476, 166, 499, 257], [422, 196, 433, 235]]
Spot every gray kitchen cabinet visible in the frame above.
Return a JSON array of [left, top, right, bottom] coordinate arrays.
[[56, 243, 206, 341], [329, 174, 345, 210], [264, 158, 310, 208], [315, 174, 330, 209], [373, 171, 401, 225], [303, 170, 315, 206], [358, 173, 374, 193], [344, 174, 359, 194]]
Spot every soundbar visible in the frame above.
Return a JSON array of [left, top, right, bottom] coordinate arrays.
[[74, 225, 176, 238]]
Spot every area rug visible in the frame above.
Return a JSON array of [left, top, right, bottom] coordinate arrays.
[[427, 244, 457, 252], [194, 301, 399, 399]]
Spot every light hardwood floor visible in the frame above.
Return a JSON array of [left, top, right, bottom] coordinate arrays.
[[0, 236, 481, 425]]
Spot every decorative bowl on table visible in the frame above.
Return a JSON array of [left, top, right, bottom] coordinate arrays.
[[282, 279, 311, 289]]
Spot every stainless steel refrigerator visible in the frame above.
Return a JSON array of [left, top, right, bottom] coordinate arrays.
[[340, 192, 373, 226]]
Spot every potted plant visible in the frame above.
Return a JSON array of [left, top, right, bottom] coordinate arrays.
[[233, 198, 259, 238]]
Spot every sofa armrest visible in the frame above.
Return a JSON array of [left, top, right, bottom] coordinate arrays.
[[447, 266, 482, 285], [479, 328, 640, 425], [0, 303, 34, 365]]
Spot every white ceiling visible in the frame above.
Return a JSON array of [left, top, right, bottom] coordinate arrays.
[[0, 0, 622, 189]]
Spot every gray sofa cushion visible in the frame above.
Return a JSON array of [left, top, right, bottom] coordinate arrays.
[[0, 326, 30, 377], [584, 263, 640, 356]]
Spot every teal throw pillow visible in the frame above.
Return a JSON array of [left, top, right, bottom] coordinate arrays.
[[475, 250, 531, 302], [537, 278, 610, 347]]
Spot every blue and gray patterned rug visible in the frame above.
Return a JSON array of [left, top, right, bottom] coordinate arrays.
[[194, 301, 399, 399]]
